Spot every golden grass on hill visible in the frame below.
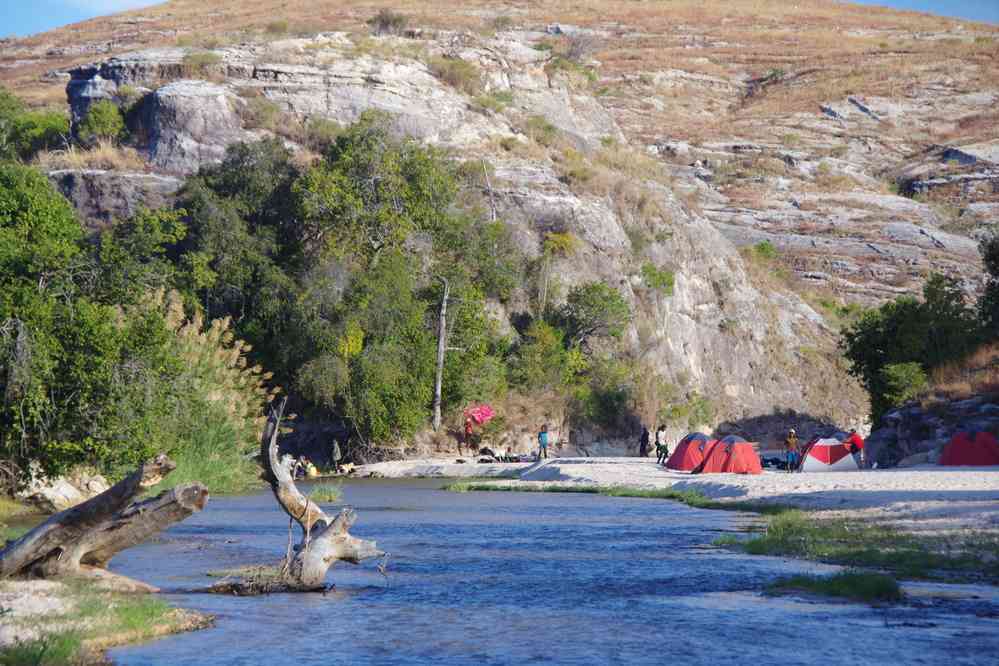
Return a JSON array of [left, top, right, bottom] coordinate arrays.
[[34, 140, 148, 171], [929, 343, 999, 401]]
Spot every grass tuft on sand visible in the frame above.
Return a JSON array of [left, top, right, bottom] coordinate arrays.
[[767, 571, 903, 603], [309, 482, 343, 503], [0, 580, 210, 665]]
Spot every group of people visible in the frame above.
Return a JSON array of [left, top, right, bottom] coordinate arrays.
[[639, 425, 671, 465]]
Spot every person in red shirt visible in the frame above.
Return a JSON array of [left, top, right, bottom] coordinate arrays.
[[845, 428, 865, 467], [463, 418, 474, 453]]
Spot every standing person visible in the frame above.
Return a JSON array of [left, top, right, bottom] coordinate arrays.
[[538, 424, 550, 460], [330, 436, 343, 475], [655, 425, 669, 465], [845, 428, 865, 467], [639, 426, 650, 458], [784, 428, 800, 473], [463, 418, 474, 454]]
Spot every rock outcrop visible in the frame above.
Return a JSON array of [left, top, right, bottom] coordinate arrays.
[[866, 397, 999, 468], [16, 470, 111, 513], [48, 169, 182, 228]]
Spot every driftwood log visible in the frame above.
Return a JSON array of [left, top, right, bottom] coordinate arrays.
[[205, 398, 382, 595], [0, 455, 208, 592]]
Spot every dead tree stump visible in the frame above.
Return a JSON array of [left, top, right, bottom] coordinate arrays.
[[206, 398, 382, 595], [0, 455, 208, 592]]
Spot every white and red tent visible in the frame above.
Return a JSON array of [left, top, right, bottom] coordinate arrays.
[[799, 437, 860, 472]]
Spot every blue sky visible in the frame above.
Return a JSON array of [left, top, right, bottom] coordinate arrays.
[[2, 0, 997, 38]]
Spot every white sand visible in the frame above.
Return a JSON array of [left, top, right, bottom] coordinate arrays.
[[354, 458, 531, 479], [354, 456, 999, 533]]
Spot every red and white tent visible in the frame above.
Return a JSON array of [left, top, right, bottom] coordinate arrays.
[[799, 437, 860, 472]]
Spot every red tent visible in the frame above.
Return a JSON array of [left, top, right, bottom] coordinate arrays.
[[693, 438, 762, 475], [666, 432, 713, 471], [939, 432, 999, 466]]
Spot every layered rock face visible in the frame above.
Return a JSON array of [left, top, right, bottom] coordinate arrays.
[[55, 31, 864, 441]]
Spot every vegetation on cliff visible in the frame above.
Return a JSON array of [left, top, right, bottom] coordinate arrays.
[[841, 252, 999, 422], [0, 160, 269, 492]]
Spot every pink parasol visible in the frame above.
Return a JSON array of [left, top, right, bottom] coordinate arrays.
[[464, 404, 495, 425]]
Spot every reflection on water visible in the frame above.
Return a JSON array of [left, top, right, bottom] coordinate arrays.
[[109, 479, 998, 665]]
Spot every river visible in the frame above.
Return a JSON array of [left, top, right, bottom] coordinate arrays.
[[108, 480, 999, 665]]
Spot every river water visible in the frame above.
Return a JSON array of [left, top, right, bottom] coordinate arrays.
[[108, 480, 998, 665]]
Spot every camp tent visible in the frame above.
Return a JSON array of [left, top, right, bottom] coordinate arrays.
[[799, 437, 860, 472], [939, 431, 999, 466], [666, 432, 713, 471], [694, 439, 762, 475]]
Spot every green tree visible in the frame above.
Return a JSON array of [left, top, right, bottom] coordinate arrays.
[[559, 281, 631, 346], [980, 233, 999, 336], [293, 111, 456, 263], [77, 99, 126, 145], [841, 273, 979, 421], [0, 162, 81, 281], [0, 88, 68, 161]]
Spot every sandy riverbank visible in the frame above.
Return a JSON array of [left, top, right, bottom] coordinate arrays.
[[0, 579, 212, 661], [355, 457, 999, 534]]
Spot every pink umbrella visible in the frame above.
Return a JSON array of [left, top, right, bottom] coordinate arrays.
[[464, 404, 495, 425]]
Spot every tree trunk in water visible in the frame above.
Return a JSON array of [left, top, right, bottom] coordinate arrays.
[[0, 454, 208, 592], [432, 277, 450, 432], [207, 398, 382, 595]]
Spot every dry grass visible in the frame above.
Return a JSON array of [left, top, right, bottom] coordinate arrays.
[[928, 343, 999, 401], [34, 140, 147, 171]]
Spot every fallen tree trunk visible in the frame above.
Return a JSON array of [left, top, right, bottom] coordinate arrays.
[[0, 454, 208, 592], [206, 398, 382, 595]]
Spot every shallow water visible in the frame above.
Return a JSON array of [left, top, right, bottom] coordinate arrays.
[[109, 480, 999, 665]]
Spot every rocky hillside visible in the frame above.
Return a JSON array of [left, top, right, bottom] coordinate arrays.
[[3, 0, 998, 445]]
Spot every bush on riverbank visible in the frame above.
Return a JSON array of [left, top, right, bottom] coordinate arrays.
[[0, 162, 270, 493], [767, 571, 903, 603]]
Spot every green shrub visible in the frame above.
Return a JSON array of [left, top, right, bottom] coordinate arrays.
[[641, 262, 675, 295], [182, 51, 222, 76], [543, 231, 580, 257], [473, 89, 514, 113], [881, 362, 928, 408], [309, 482, 343, 503], [265, 20, 289, 35], [524, 115, 558, 147], [491, 16, 515, 32], [428, 56, 482, 96], [752, 240, 779, 261], [302, 117, 341, 152], [367, 9, 408, 35], [241, 95, 282, 130], [77, 100, 126, 145]]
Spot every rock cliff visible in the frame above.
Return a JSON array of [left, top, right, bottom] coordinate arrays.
[[4, 1, 998, 445]]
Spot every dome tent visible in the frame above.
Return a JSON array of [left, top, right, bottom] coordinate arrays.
[[939, 431, 999, 466], [693, 437, 762, 475], [799, 436, 860, 472], [666, 432, 713, 471]]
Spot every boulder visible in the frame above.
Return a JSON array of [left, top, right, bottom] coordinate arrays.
[[897, 451, 929, 468], [17, 472, 111, 513], [48, 169, 182, 229], [143, 80, 248, 174]]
